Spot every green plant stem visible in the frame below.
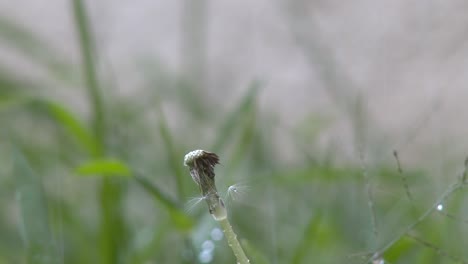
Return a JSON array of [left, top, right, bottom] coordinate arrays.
[[155, 99, 185, 199], [364, 179, 466, 264], [72, 0, 105, 148], [72, 1, 127, 263], [218, 217, 250, 264]]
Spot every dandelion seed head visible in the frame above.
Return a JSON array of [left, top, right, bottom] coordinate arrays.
[[437, 204, 443, 211], [184, 149, 205, 166]]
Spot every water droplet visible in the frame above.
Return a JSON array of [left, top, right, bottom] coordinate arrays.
[[372, 253, 384, 264], [202, 240, 215, 252], [198, 249, 213, 263], [372, 258, 385, 264], [211, 228, 223, 241], [437, 204, 443, 211]]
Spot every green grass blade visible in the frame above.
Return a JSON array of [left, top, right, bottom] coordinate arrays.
[[72, 0, 105, 144], [241, 239, 270, 264], [225, 97, 258, 173], [98, 178, 129, 264], [0, 96, 30, 113], [0, 96, 101, 156], [291, 211, 340, 264], [155, 100, 185, 199], [36, 100, 101, 156], [133, 173, 179, 210], [71, 1, 125, 263], [12, 148, 59, 264], [211, 80, 260, 153], [75, 158, 131, 177], [133, 173, 193, 231], [0, 66, 41, 93]]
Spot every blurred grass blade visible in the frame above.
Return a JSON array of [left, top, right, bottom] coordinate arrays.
[[13, 148, 59, 264], [291, 212, 338, 264], [167, 208, 194, 232], [72, 0, 105, 143], [0, 96, 101, 156], [0, 96, 30, 113], [72, 1, 124, 263], [0, 66, 41, 93], [383, 236, 413, 263], [211, 80, 260, 153], [37, 100, 101, 156], [134, 173, 193, 231], [0, 16, 75, 83], [225, 98, 257, 172], [155, 100, 185, 199], [133, 173, 179, 210], [76, 158, 131, 177], [241, 239, 270, 264]]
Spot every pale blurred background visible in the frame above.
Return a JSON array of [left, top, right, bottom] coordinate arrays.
[[2, 0, 468, 167], [1, 1, 468, 263]]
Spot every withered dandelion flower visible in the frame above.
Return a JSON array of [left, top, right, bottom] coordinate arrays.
[[184, 150, 250, 264], [184, 150, 226, 220]]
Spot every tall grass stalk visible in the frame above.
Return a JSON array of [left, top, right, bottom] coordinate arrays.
[[72, 1, 127, 263]]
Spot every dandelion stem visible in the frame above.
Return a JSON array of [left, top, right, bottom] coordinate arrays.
[[184, 150, 250, 264], [219, 217, 250, 264]]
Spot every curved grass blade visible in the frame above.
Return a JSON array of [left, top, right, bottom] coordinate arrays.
[[13, 147, 60, 264], [211, 80, 260, 153], [35, 100, 101, 157], [133, 172, 193, 231], [154, 98, 185, 199], [75, 158, 131, 177], [241, 239, 270, 264]]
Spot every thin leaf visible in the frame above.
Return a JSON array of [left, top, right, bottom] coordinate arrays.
[[36, 100, 101, 156], [72, 0, 105, 143], [290, 211, 339, 264], [168, 208, 194, 232], [12, 147, 59, 264], [225, 98, 257, 173], [241, 239, 270, 264], [0, 66, 41, 92], [0, 96, 30, 113], [134, 173, 193, 231], [211, 80, 261, 153], [133, 173, 179, 210], [72, 1, 124, 263], [75, 159, 131, 177], [155, 99, 185, 199]]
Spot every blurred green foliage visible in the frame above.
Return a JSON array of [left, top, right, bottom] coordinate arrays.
[[1, 1, 468, 264]]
